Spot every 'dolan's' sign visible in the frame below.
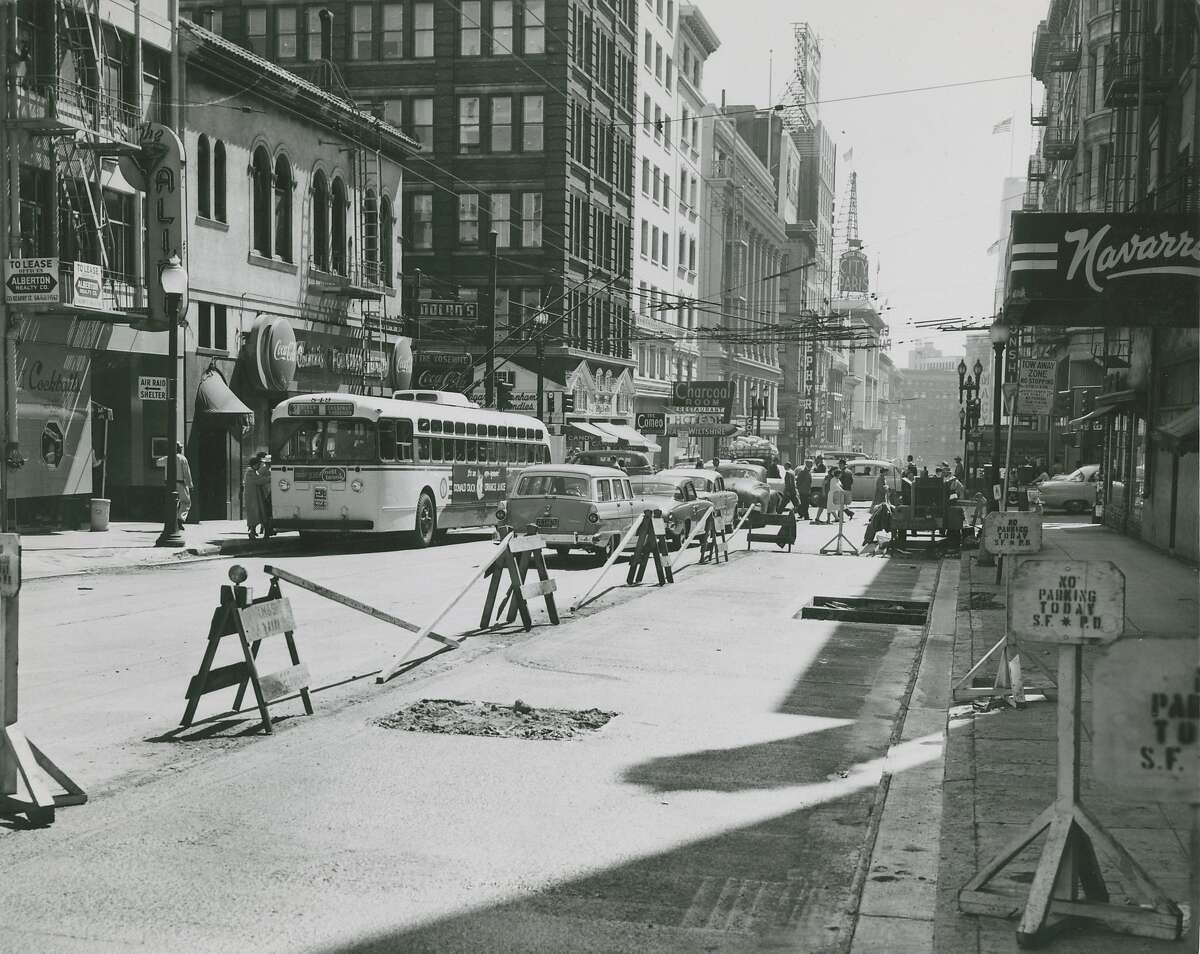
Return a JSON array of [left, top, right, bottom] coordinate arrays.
[[246, 315, 298, 392], [1005, 212, 1200, 327]]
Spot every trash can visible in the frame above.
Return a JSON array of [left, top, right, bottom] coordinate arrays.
[[90, 497, 111, 532]]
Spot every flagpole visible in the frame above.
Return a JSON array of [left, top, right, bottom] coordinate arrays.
[[1009, 124, 1015, 178]]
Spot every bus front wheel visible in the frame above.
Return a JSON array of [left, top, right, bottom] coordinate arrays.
[[410, 491, 437, 548]]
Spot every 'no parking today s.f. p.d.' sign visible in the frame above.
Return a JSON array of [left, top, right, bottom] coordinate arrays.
[[1008, 560, 1125, 644]]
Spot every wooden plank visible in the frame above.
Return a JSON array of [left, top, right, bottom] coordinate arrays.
[[519, 578, 557, 600], [238, 598, 296, 644], [4, 725, 54, 808], [264, 566, 460, 648], [959, 888, 1181, 938], [257, 663, 311, 703], [1016, 813, 1074, 939], [508, 534, 545, 554], [185, 661, 249, 699]]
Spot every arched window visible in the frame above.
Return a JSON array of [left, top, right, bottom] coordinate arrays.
[[330, 176, 347, 275], [213, 140, 227, 222], [379, 196, 394, 286], [363, 188, 378, 283], [274, 154, 293, 262], [197, 135, 210, 217], [311, 170, 328, 271], [251, 145, 272, 256]]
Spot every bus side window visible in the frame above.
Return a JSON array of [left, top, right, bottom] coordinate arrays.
[[416, 437, 430, 460], [428, 437, 441, 462], [396, 420, 414, 461], [455, 440, 467, 462], [378, 419, 396, 462], [466, 439, 477, 462], [542, 445, 551, 463]]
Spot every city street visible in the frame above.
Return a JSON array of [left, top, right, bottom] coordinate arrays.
[[0, 524, 952, 953]]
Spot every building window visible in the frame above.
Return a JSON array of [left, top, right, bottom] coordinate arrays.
[[521, 288, 542, 331], [492, 0, 513, 52], [524, 0, 545, 54], [653, 104, 662, 141], [306, 8, 322, 59], [491, 96, 512, 151], [198, 302, 228, 351], [364, 188, 379, 281], [330, 176, 347, 274], [311, 170, 328, 270], [640, 219, 648, 256], [410, 97, 433, 147], [251, 145, 272, 256], [643, 30, 651, 66], [277, 7, 298, 58], [381, 3, 404, 57], [665, 56, 672, 90], [641, 157, 650, 194], [459, 96, 481, 152], [459, 193, 480, 244], [521, 192, 542, 247], [663, 173, 670, 207], [414, 3, 434, 56], [102, 188, 134, 277], [460, 1, 481, 55], [522, 94, 543, 151], [380, 196, 394, 284], [642, 93, 652, 134], [351, 4, 373, 59], [654, 43, 662, 81], [246, 8, 268, 56], [411, 193, 433, 249], [274, 154, 293, 262], [197, 135, 211, 217], [491, 193, 511, 247]]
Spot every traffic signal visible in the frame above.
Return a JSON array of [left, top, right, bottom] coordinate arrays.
[[496, 378, 514, 410], [561, 393, 575, 414]]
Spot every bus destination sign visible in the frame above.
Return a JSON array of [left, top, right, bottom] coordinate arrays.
[[288, 401, 355, 418]]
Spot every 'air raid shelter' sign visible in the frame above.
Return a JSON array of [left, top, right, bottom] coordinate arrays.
[[1008, 560, 1124, 644], [983, 511, 1042, 554]]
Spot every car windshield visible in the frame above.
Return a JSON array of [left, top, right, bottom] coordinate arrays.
[[516, 474, 589, 497], [1062, 468, 1089, 481], [274, 420, 377, 463], [721, 467, 763, 481], [631, 480, 678, 496]]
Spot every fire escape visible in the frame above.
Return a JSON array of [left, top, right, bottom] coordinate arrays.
[[7, 0, 143, 320]]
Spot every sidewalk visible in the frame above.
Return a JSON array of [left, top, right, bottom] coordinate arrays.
[[15, 520, 278, 580], [934, 522, 1197, 953]]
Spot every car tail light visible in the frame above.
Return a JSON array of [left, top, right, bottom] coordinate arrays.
[[587, 506, 600, 524]]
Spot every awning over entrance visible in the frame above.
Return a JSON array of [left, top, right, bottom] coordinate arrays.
[[1068, 404, 1117, 429], [1154, 407, 1199, 453], [569, 421, 615, 444], [592, 423, 662, 453], [196, 370, 254, 416]]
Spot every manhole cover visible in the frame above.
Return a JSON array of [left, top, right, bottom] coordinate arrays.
[[797, 596, 930, 625], [375, 699, 617, 740], [969, 592, 1003, 610]]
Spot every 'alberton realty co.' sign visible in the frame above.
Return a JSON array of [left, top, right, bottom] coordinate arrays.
[[1005, 212, 1199, 327]]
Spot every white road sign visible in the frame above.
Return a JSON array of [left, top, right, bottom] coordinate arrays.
[[1017, 359, 1057, 415], [0, 533, 20, 597], [983, 511, 1043, 554], [72, 261, 104, 310], [5, 257, 59, 304], [138, 376, 169, 401], [1093, 638, 1199, 802], [1008, 560, 1125, 644]]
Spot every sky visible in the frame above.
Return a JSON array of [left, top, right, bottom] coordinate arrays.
[[698, 0, 1051, 365]]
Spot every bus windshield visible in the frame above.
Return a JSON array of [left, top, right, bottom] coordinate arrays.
[[273, 419, 378, 463]]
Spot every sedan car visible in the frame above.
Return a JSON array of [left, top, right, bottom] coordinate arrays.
[[499, 464, 638, 559], [567, 449, 655, 476], [716, 462, 782, 516], [655, 468, 740, 533], [840, 459, 903, 503], [1034, 464, 1099, 513], [628, 474, 710, 548]]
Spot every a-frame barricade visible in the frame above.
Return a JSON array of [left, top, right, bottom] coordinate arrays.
[[377, 532, 559, 683], [626, 510, 674, 586], [180, 582, 313, 735], [697, 510, 728, 565], [746, 509, 797, 552]]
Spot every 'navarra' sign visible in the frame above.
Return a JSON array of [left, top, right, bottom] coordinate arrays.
[[1008, 560, 1124, 644], [1092, 638, 1199, 803], [983, 511, 1042, 554]]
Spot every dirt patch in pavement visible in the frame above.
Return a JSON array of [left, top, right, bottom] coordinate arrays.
[[375, 699, 617, 740]]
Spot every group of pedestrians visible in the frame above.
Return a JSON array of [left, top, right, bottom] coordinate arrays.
[[772, 457, 865, 525]]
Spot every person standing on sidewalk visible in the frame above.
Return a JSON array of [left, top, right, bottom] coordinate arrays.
[[174, 443, 193, 523], [243, 452, 270, 540], [872, 467, 889, 509], [839, 464, 855, 521], [812, 467, 837, 524], [795, 459, 813, 520]]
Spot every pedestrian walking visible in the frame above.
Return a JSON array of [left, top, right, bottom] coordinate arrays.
[[953, 456, 965, 482], [839, 464, 855, 520], [781, 461, 801, 512], [174, 442, 193, 523], [872, 467, 889, 508], [243, 452, 271, 540], [796, 459, 813, 520], [812, 467, 837, 524], [259, 454, 274, 538], [904, 455, 918, 479]]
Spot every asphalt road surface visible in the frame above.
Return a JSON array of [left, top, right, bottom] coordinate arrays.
[[2, 523, 947, 954]]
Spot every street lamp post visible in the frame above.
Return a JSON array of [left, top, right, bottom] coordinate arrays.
[[958, 357, 983, 492], [155, 256, 188, 548], [534, 308, 548, 421], [988, 322, 1011, 506], [751, 393, 766, 437]]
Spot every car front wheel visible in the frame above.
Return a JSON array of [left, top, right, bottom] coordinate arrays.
[[1064, 499, 1089, 513]]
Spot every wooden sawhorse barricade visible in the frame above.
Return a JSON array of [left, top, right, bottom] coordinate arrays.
[[377, 531, 559, 683], [180, 580, 313, 734], [747, 509, 797, 552], [626, 510, 674, 586]]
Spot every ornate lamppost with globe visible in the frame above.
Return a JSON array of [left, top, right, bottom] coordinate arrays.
[[155, 255, 188, 548], [958, 356, 984, 492]]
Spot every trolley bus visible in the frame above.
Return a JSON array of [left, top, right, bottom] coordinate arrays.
[[269, 390, 551, 546]]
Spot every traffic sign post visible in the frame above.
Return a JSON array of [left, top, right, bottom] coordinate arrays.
[[959, 562, 1183, 946]]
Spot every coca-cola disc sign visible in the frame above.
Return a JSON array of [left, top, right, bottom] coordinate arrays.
[[247, 315, 298, 391]]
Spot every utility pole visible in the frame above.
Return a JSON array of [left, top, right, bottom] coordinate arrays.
[[485, 231, 497, 408]]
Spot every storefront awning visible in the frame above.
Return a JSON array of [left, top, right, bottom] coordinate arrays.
[[196, 370, 254, 416], [1154, 407, 1199, 454], [1093, 388, 1145, 412], [569, 421, 615, 443], [1068, 404, 1118, 429], [592, 423, 661, 453]]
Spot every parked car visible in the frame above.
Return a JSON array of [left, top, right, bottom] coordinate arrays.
[[838, 459, 903, 503], [628, 474, 710, 548], [715, 462, 782, 516], [655, 468, 740, 533], [498, 464, 637, 559], [567, 449, 655, 475], [1034, 464, 1099, 513]]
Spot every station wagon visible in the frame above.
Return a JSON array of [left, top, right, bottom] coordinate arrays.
[[498, 464, 638, 558]]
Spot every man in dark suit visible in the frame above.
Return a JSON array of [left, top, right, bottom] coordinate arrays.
[[795, 459, 813, 520], [781, 461, 801, 513]]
